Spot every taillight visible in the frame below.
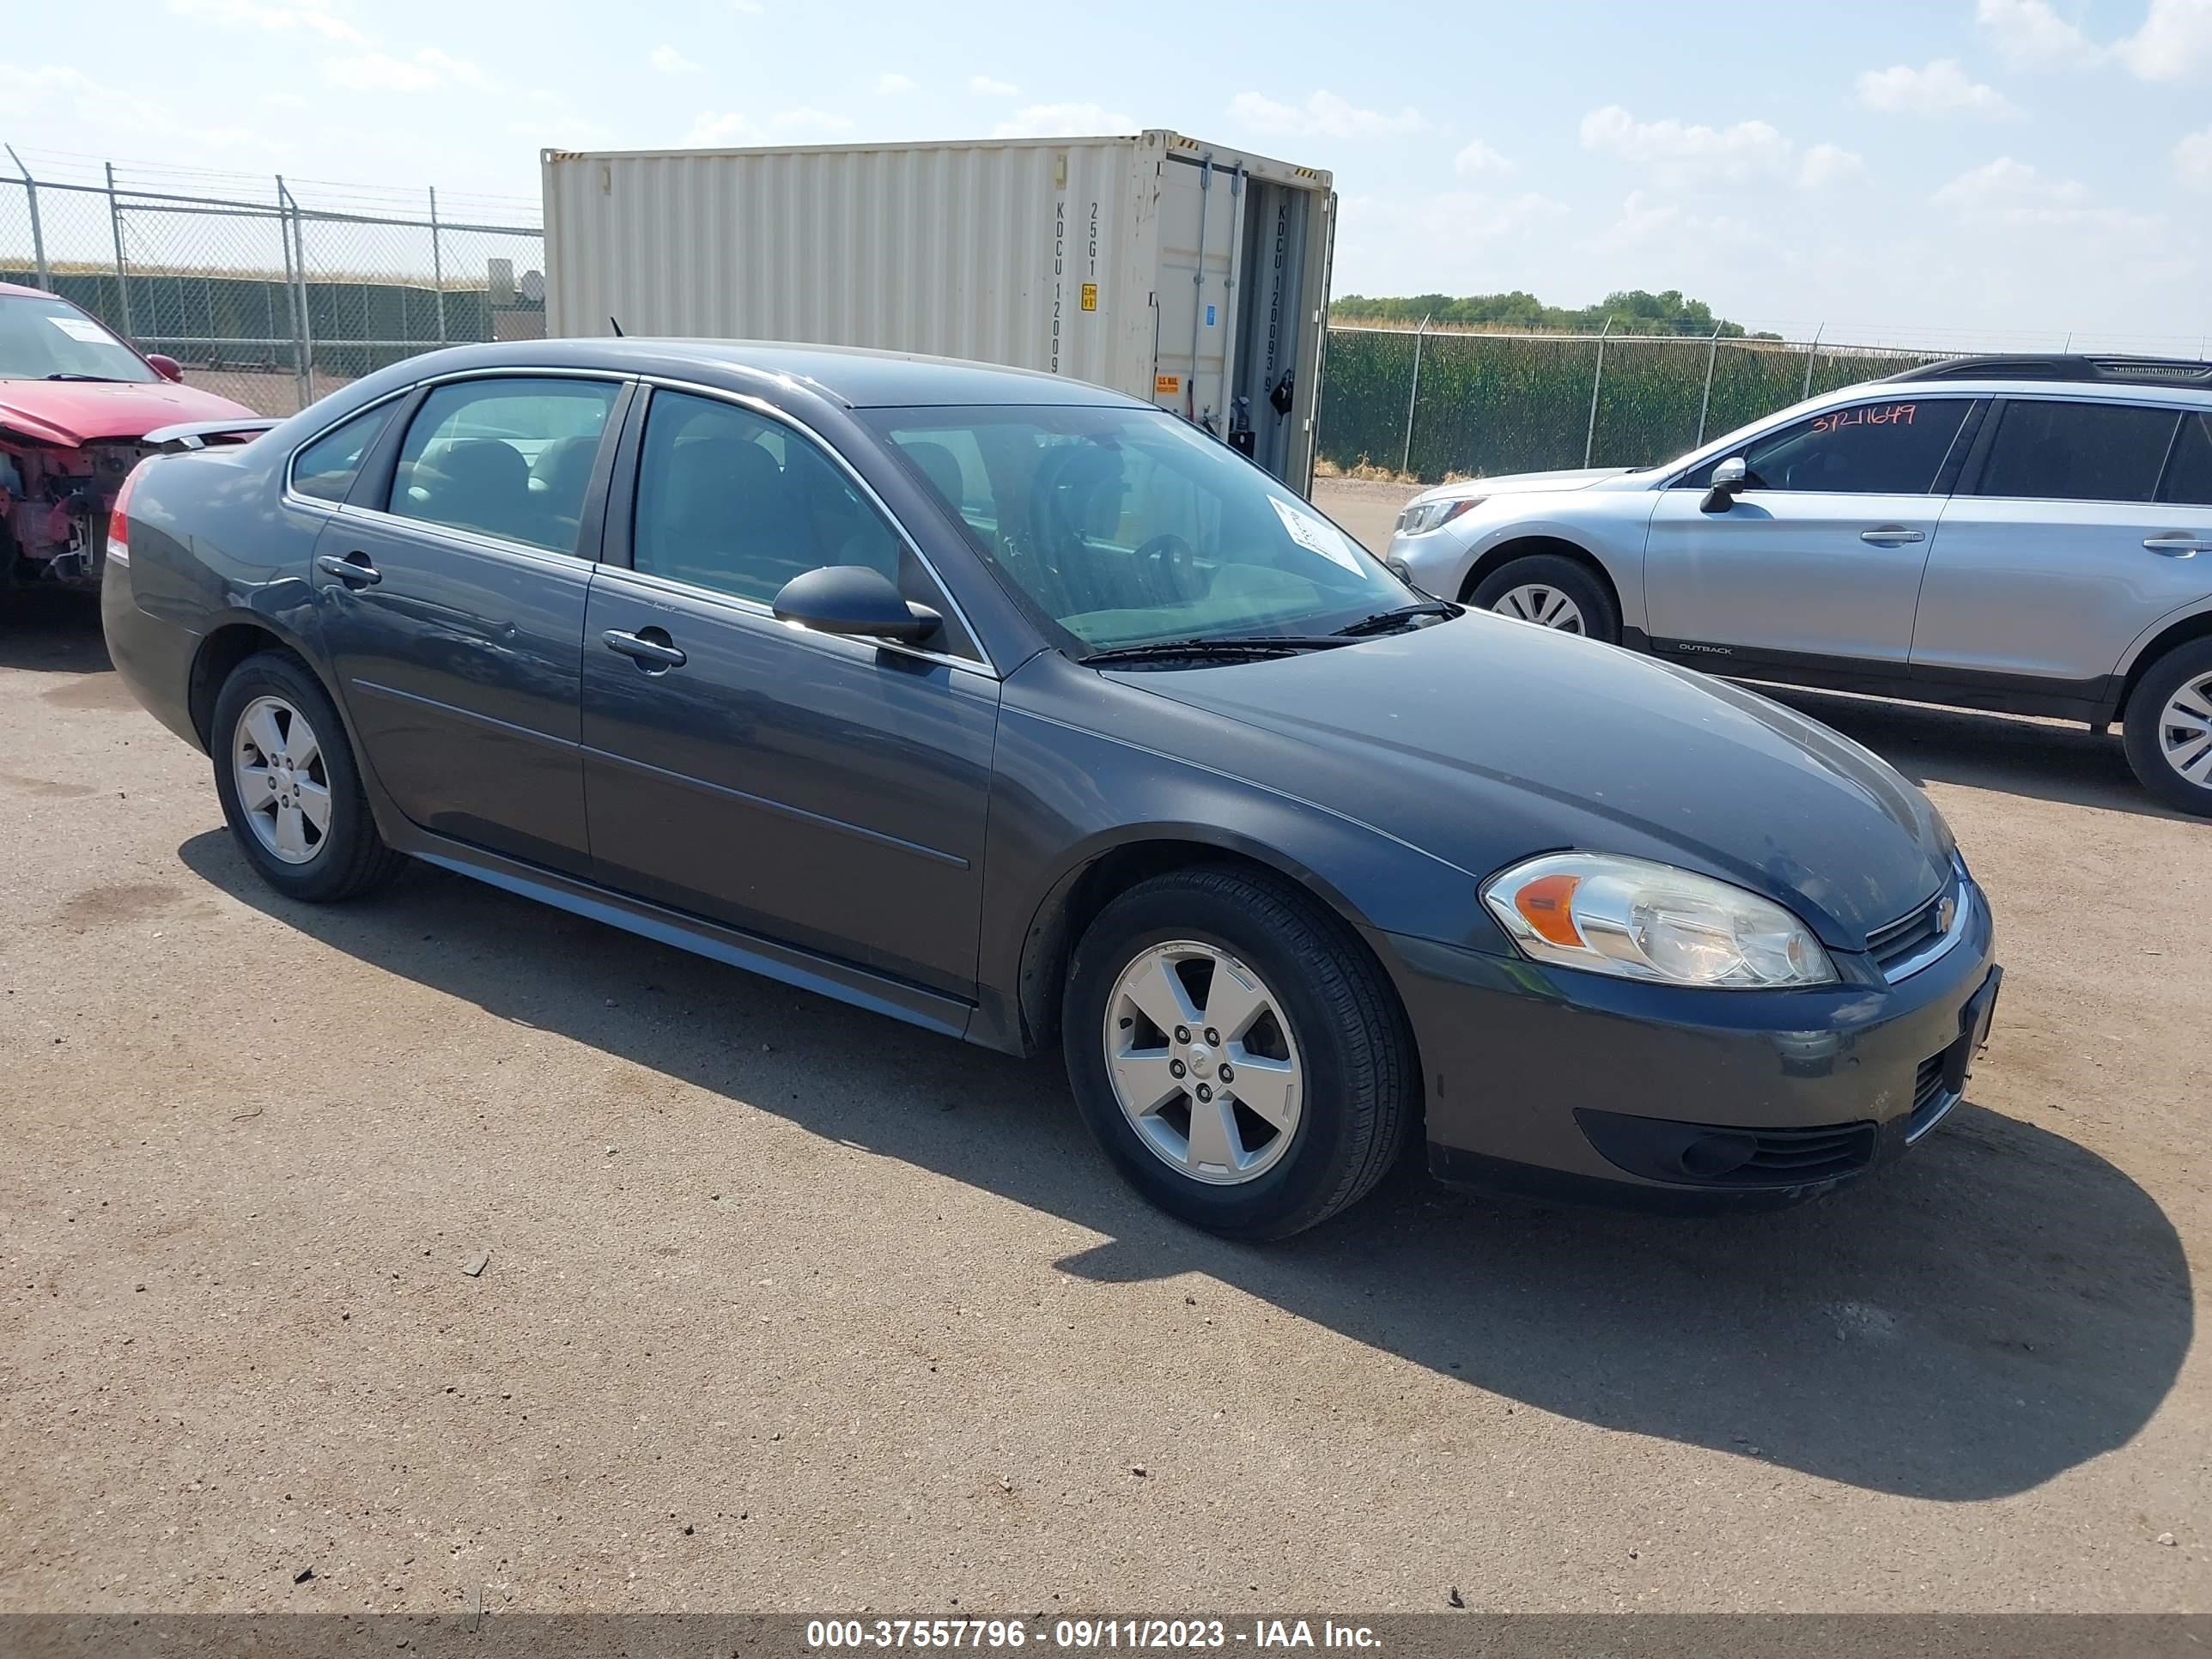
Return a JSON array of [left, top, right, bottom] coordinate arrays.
[[106, 460, 147, 568]]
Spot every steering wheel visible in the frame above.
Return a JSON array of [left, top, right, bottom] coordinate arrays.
[[1135, 532, 1201, 604]]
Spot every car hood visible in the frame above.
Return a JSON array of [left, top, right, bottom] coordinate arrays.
[[1413, 466, 1638, 505], [0, 378, 258, 447], [1115, 615, 1952, 946]]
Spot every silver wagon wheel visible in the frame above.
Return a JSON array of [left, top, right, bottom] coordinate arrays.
[[232, 695, 331, 865], [1492, 584, 1586, 632], [2159, 672, 2212, 788], [1102, 940, 1305, 1185]]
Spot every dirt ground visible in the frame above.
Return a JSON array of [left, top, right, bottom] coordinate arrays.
[[2, 488, 2207, 1613]]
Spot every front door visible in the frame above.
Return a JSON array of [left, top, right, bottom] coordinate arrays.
[[311, 374, 623, 872], [579, 387, 998, 998], [1912, 398, 2212, 685], [1644, 395, 1978, 666]]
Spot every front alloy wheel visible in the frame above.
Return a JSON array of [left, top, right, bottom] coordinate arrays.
[[1104, 941, 1304, 1185]]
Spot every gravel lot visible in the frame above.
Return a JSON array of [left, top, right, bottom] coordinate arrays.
[[2, 483, 2205, 1614]]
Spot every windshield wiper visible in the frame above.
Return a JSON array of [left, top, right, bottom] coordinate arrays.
[[45, 373, 128, 382], [1079, 635, 1358, 667], [1331, 600, 1460, 637]]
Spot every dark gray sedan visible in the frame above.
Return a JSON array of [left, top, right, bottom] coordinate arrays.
[[102, 340, 2001, 1237]]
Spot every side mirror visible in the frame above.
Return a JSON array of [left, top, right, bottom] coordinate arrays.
[[772, 564, 941, 645], [1700, 455, 1747, 514], [145, 353, 185, 383]]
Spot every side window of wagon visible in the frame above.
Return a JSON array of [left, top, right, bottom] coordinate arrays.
[[386, 377, 617, 554], [1680, 399, 1972, 495]]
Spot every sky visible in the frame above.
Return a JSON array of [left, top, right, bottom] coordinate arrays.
[[2, 0, 2208, 351]]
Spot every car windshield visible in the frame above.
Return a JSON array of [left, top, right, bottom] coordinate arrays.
[[865, 404, 1415, 653], [0, 294, 158, 384]]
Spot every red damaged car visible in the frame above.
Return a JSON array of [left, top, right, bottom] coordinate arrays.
[[1, 282, 262, 588]]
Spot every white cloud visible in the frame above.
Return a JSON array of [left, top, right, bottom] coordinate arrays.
[[649, 45, 700, 74], [1338, 190, 1568, 286], [989, 102, 1137, 138], [1579, 105, 1795, 185], [1797, 143, 1866, 187], [1452, 138, 1513, 177], [167, 0, 362, 43], [1931, 156, 2154, 230], [969, 75, 1018, 96], [1856, 58, 2019, 116], [0, 61, 266, 153], [2177, 126, 2212, 188], [1976, 0, 2096, 64], [2114, 0, 2212, 80], [876, 72, 915, 94], [684, 106, 854, 146], [1228, 89, 1425, 139], [323, 48, 488, 93]]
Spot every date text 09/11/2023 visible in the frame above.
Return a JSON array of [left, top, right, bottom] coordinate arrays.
[[804, 1617, 1383, 1650]]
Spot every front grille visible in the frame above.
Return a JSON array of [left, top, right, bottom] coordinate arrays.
[[1867, 878, 1962, 979], [1731, 1122, 1880, 1184]]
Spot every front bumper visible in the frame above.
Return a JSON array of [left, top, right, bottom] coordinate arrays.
[[1376, 878, 2000, 1208]]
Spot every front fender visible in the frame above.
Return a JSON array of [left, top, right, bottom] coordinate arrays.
[[973, 657, 1507, 1054]]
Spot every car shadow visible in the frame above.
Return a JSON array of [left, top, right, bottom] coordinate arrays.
[[0, 589, 110, 674], [175, 829, 2191, 1505], [1753, 683, 2191, 822]]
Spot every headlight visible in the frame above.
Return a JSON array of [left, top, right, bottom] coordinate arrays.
[[1481, 853, 1837, 988], [1395, 496, 1483, 535]]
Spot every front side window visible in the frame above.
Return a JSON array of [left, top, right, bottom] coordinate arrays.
[[1975, 399, 2179, 503], [0, 294, 158, 384], [632, 390, 909, 605], [387, 377, 617, 554], [1680, 398, 1972, 495], [290, 404, 396, 502], [866, 404, 1412, 652]]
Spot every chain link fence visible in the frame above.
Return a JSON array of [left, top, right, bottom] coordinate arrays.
[[1, 155, 544, 417], [1318, 325, 1951, 483]]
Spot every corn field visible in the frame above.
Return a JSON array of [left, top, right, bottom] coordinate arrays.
[[1317, 326, 1950, 483]]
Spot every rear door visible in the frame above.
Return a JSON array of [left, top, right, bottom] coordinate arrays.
[[578, 386, 999, 999], [310, 373, 624, 873], [1911, 397, 2212, 687], [1644, 396, 1978, 666]]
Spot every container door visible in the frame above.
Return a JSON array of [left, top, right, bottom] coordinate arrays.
[[1227, 181, 1314, 482], [1151, 156, 1244, 440]]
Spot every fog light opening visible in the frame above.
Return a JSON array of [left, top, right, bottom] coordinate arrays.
[[1677, 1133, 1759, 1179]]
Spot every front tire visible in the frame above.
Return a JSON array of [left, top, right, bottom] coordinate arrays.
[[2123, 639, 2212, 817], [210, 651, 405, 902], [1468, 552, 1620, 644], [1061, 866, 1417, 1240]]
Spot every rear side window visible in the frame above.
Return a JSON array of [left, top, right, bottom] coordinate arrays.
[[2160, 413, 2212, 507], [1680, 398, 1970, 494], [290, 404, 395, 502], [387, 377, 617, 554], [1975, 400, 2179, 504]]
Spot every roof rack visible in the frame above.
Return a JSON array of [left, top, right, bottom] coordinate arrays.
[[1887, 354, 2212, 387]]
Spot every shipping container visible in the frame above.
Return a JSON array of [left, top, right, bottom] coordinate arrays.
[[542, 131, 1335, 489]]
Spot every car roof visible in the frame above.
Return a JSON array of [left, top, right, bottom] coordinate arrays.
[[376, 337, 1151, 410]]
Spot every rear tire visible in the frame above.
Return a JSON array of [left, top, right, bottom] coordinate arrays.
[[1061, 866, 1417, 1240], [210, 651, 406, 902], [1468, 553, 1620, 644], [2122, 639, 2212, 817]]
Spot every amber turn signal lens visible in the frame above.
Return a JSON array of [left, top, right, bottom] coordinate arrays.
[[1514, 872, 1584, 947]]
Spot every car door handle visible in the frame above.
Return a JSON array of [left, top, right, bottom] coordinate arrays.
[[314, 552, 381, 586], [1859, 526, 1925, 546], [601, 629, 687, 670], [2143, 535, 2211, 556]]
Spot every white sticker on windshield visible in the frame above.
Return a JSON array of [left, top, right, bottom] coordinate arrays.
[[48, 316, 111, 343], [1269, 496, 1365, 575]]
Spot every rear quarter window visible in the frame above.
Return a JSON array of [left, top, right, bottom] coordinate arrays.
[[2159, 412, 2212, 507]]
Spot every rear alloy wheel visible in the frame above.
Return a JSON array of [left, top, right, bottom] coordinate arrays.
[[210, 651, 407, 901], [2123, 639, 2212, 816], [1063, 866, 1415, 1240], [1468, 552, 1619, 644]]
